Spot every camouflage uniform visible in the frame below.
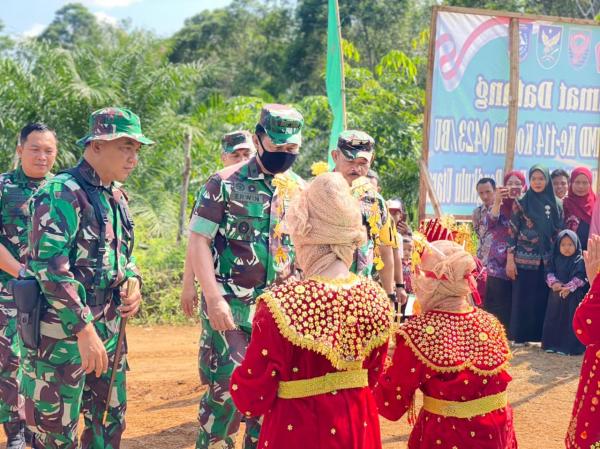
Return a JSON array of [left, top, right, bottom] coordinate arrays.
[[190, 104, 304, 449], [334, 130, 395, 277], [0, 166, 49, 426], [22, 108, 151, 449], [221, 131, 255, 155]]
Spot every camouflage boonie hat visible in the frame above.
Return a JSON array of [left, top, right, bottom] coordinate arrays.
[[337, 130, 375, 162], [76, 107, 154, 147], [258, 104, 303, 146], [222, 130, 255, 154]]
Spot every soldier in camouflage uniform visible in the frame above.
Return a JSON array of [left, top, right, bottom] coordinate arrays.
[[0, 123, 58, 449], [22, 108, 151, 449], [181, 130, 256, 314], [331, 130, 407, 303], [185, 104, 305, 449], [220, 130, 255, 167]]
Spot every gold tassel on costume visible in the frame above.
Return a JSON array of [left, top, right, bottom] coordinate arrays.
[[408, 394, 418, 426]]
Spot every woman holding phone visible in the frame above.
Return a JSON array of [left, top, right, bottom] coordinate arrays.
[[481, 170, 526, 333], [506, 165, 563, 346], [563, 166, 596, 250]]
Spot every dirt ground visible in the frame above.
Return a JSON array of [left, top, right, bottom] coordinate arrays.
[[2, 325, 583, 448]]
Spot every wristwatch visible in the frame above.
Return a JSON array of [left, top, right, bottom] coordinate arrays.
[[395, 283, 405, 289], [17, 265, 27, 279]]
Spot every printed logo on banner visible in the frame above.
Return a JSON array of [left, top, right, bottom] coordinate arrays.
[[595, 42, 600, 73], [568, 29, 591, 70], [436, 14, 508, 92], [537, 25, 563, 69], [519, 23, 533, 62]]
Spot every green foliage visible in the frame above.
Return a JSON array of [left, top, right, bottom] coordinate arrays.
[[130, 234, 190, 324], [38, 3, 105, 48], [0, 0, 592, 323]]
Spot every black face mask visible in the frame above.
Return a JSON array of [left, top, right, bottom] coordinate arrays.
[[257, 134, 298, 174]]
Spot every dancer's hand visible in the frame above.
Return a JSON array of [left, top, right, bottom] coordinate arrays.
[[584, 235, 600, 284]]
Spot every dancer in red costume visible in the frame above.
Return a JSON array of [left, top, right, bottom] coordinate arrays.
[[566, 234, 600, 449], [230, 172, 394, 449], [375, 239, 517, 449]]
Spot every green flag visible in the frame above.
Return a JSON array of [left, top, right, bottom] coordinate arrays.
[[326, 0, 345, 167]]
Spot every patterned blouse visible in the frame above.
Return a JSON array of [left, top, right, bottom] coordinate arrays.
[[480, 209, 511, 280], [507, 201, 562, 270], [473, 204, 493, 265]]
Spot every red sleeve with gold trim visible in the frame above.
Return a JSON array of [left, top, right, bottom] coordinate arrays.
[[366, 341, 389, 388], [573, 275, 600, 346], [374, 334, 425, 421], [230, 301, 288, 417]]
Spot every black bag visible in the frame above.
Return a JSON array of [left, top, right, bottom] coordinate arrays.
[[8, 278, 45, 350]]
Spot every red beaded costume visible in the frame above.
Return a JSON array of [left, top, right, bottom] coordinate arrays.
[[375, 238, 517, 449], [230, 275, 393, 449], [566, 274, 600, 449]]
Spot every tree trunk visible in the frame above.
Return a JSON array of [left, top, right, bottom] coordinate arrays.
[[177, 130, 193, 243]]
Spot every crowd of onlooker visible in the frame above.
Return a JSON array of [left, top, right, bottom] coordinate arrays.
[[374, 164, 596, 356], [471, 166, 598, 355]]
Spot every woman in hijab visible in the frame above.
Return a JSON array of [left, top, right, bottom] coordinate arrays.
[[375, 240, 517, 449], [230, 172, 394, 449], [563, 166, 596, 250], [506, 164, 563, 346], [542, 230, 587, 355], [482, 170, 526, 332]]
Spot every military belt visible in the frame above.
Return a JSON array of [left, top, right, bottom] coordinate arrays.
[[86, 288, 114, 307]]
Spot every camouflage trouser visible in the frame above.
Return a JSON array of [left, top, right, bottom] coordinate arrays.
[[196, 316, 261, 449], [21, 313, 127, 449], [0, 308, 22, 424]]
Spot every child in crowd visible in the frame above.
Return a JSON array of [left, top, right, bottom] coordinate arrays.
[[542, 230, 587, 355]]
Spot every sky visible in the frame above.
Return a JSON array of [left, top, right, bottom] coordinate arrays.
[[0, 0, 232, 38]]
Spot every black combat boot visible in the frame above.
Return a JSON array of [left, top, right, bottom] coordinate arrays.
[[2, 420, 26, 449]]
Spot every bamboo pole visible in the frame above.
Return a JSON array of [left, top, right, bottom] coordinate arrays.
[[436, 5, 598, 26], [418, 6, 439, 221], [504, 18, 520, 174], [419, 159, 443, 218], [177, 130, 193, 244]]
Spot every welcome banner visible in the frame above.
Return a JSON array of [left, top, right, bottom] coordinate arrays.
[[424, 8, 600, 216]]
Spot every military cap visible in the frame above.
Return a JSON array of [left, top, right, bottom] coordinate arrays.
[[77, 107, 154, 147], [222, 130, 255, 154], [258, 104, 303, 145], [337, 130, 375, 162]]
